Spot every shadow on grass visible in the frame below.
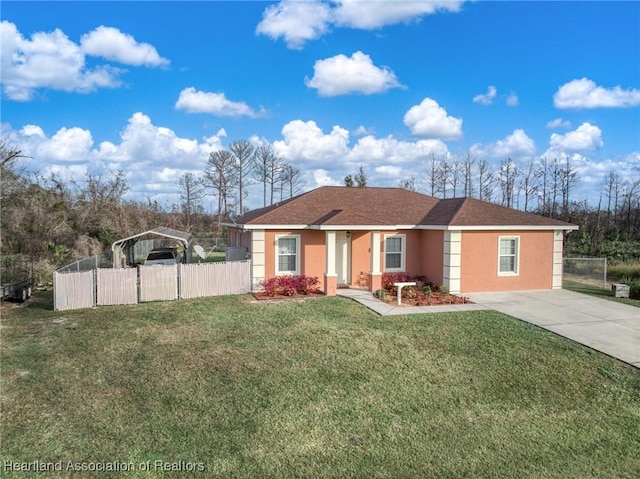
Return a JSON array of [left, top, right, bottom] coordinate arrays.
[[21, 290, 55, 311]]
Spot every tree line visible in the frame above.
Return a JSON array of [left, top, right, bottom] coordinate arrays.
[[2, 138, 639, 270], [398, 153, 640, 253], [195, 140, 303, 234]]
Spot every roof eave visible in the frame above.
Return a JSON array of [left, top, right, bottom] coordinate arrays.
[[224, 223, 578, 231], [418, 224, 579, 231]]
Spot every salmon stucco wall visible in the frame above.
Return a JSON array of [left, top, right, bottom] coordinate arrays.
[[460, 230, 554, 292], [420, 230, 444, 285], [378, 230, 425, 276], [264, 230, 327, 290], [350, 231, 372, 286]]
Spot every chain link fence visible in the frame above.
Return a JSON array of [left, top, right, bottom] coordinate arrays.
[[56, 251, 114, 273], [563, 257, 607, 288]]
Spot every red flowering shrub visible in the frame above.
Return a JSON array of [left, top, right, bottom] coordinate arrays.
[[381, 273, 426, 293], [259, 275, 320, 297]]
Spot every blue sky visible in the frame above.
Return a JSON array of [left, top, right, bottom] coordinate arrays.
[[2, 0, 639, 210]]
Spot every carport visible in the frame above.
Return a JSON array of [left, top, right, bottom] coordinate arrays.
[[111, 227, 195, 268]]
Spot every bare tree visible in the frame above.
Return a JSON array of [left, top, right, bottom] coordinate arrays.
[[536, 157, 561, 217], [0, 139, 27, 168], [497, 158, 518, 208], [253, 144, 283, 206], [477, 159, 495, 202], [424, 153, 440, 197], [603, 171, 626, 227], [229, 140, 255, 214], [205, 149, 237, 235], [280, 164, 303, 200], [0, 140, 28, 211], [399, 176, 418, 192], [178, 172, 204, 228], [621, 173, 640, 236], [559, 155, 580, 220], [448, 157, 461, 197], [462, 152, 475, 197], [438, 161, 450, 198], [518, 160, 539, 212]]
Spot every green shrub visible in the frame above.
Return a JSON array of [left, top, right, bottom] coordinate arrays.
[[620, 276, 640, 300]]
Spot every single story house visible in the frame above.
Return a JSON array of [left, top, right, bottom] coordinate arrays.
[[225, 186, 578, 296]]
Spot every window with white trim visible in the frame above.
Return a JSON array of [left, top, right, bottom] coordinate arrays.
[[498, 236, 519, 275], [384, 234, 405, 272], [275, 235, 300, 275]]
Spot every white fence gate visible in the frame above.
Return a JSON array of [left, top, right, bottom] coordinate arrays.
[[97, 268, 137, 306], [54, 270, 96, 311], [54, 260, 251, 311], [140, 265, 179, 302]]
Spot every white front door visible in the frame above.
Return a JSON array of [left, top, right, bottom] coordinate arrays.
[[335, 231, 351, 285]]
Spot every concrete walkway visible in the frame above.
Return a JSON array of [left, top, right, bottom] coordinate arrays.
[[336, 288, 489, 316], [465, 290, 640, 369], [337, 288, 639, 369]]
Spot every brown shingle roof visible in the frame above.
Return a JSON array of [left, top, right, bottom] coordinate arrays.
[[235, 186, 577, 229], [237, 187, 439, 226], [423, 197, 576, 227]]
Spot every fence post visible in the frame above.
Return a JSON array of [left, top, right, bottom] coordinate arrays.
[[603, 257, 607, 289]]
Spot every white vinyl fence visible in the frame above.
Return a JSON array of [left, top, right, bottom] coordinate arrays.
[[140, 265, 179, 302], [54, 260, 251, 311], [97, 268, 138, 306], [180, 261, 252, 299], [54, 270, 96, 311]]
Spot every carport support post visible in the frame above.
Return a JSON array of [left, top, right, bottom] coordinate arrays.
[[325, 231, 337, 296]]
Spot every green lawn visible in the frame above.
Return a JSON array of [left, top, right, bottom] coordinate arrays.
[[564, 280, 640, 307], [2, 292, 639, 478]]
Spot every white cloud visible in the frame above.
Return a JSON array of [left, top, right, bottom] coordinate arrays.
[[1, 113, 224, 202], [0, 21, 121, 100], [554, 78, 640, 109], [470, 129, 536, 160], [348, 135, 449, 164], [506, 91, 519, 107], [549, 122, 603, 152], [312, 168, 342, 187], [20, 124, 46, 138], [46, 127, 95, 162], [546, 118, 571, 129], [273, 120, 350, 162], [354, 125, 375, 136], [333, 0, 465, 29], [473, 86, 497, 105], [255, 0, 332, 49], [175, 87, 265, 118], [305, 51, 403, 96], [80, 26, 169, 67], [257, 0, 466, 48], [0, 21, 167, 101], [404, 98, 463, 140], [375, 165, 402, 177]]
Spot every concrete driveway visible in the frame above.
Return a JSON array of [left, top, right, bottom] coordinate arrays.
[[465, 289, 640, 369]]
